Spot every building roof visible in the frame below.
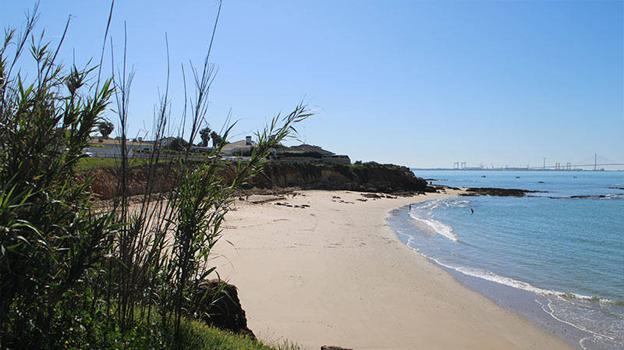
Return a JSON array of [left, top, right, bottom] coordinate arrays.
[[222, 139, 253, 150], [221, 139, 256, 155]]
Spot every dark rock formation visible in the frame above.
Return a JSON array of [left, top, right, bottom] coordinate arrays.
[[191, 280, 255, 338], [321, 346, 353, 350], [570, 194, 608, 199], [252, 162, 432, 194], [460, 187, 540, 197], [85, 161, 433, 199]]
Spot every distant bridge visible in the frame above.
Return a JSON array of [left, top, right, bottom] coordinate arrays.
[[449, 154, 624, 171], [527, 163, 624, 170]]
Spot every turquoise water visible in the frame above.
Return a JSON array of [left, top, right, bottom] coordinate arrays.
[[388, 170, 624, 350]]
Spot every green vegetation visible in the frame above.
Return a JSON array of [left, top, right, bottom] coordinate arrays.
[[98, 120, 115, 139], [0, 3, 309, 349], [199, 126, 212, 147], [178, 321, 274, 350], [60, 315, 275, 349], [164, 136, 191, 151]]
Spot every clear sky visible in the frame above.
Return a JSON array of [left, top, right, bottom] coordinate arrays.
[[2, 1, 623, 168]]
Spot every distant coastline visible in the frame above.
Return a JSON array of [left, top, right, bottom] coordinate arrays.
[[411, 167, 624, 172]]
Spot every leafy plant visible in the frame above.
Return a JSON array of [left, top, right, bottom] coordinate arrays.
[[98, 120, 115, 138], [0, 2, 310, 349], [0, 5, 115, 347]]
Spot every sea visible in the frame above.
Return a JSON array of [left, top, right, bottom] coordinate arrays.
[[387, 170, 624, 350]]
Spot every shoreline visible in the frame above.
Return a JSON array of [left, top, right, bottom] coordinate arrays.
[[388, 204, 594, 350], [215, 190, 571, 349]]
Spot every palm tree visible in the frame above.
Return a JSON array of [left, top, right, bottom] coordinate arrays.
[[199, 126, 211, 147]]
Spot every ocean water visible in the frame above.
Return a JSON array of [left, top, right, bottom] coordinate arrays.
[[387, 170, 624, 350]]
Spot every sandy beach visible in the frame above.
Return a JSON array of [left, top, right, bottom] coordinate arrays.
[[215, 190, 571, 350]]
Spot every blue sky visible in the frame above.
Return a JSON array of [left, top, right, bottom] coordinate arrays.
[[2, 1, 623, 168]]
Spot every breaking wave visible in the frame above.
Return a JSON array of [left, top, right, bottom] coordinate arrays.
[[407, 199, 469, 242], [401, 239, 624, 350]]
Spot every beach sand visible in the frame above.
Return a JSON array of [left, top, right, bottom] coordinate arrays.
[[215, 190, 571, 350]]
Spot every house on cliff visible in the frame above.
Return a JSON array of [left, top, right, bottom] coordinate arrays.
[[87, 135, 350, 165], [220, 139, 350, 165], [222, 136, 255, 156]]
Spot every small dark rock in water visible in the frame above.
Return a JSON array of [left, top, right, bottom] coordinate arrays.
[[570, 194, 608, 199], [481, 175, 486, 178], [515, 176, 520, 179], [321, 346, 353, 350], [192, 280, 255, 338], [608, 186, 624, 190], [538, 181, 545, 184]]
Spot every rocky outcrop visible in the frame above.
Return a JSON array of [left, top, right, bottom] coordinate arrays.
[[460, 187, 540, 197], [85, 161, 433, 199], [191, 280, 255, 338], [251, 162, 432, 194]]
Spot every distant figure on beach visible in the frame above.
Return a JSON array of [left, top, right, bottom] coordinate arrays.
[[470, 208, 474, 214], [409, 204, 412, 210]]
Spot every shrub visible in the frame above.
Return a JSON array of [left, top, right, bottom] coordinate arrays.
[[0, 8, 115, 347], [0, 3, 309, 349]]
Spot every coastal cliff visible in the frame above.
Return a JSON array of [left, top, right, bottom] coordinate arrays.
[[251, 161, 430, 193], [85, 161, 431, 199]]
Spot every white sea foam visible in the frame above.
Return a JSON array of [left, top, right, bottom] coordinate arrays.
[[410, 216, 459, 242], [424, 252, 599, 301], [408, 199, 461, 242], [432, 258, 561, 296], [445, 199, 470, 208], [536, 298, 624, 350]]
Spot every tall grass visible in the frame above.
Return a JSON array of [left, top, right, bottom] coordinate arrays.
[[0, 4, 115, 347], [0, 2, 310, 348]]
